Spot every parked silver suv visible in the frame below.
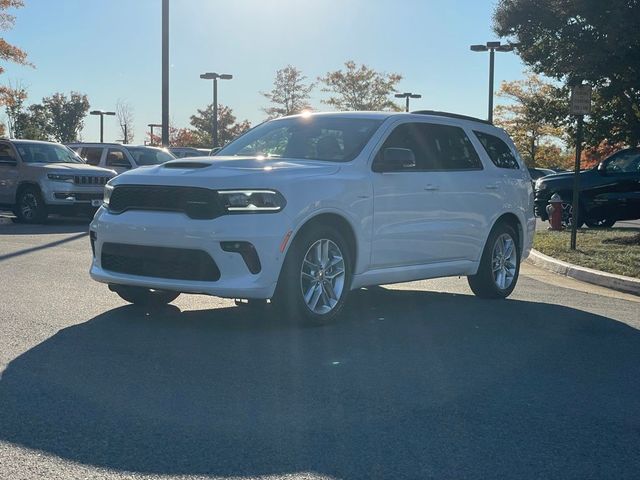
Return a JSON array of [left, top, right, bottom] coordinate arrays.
[[68, 143, 175, 175], [0, 139, 116, 223]]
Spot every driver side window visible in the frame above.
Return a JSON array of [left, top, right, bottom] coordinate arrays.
[[605, 151, 640, 174]]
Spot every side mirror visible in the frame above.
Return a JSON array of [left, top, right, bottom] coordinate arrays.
[[373, 148, 416, 172], [597, 162, 606, 175]]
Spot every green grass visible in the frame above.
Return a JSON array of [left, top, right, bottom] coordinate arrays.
[[533, 228, 640, 278]]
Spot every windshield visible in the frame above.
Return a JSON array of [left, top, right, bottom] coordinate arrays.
[[217, 116, 384, 162], [125, 147, 175, 166], [15, 142, 85, 164]]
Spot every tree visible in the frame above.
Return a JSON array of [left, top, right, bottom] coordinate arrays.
[[261, 65, 314, 119], [319, 61, 402, 111], [0, 1, 30, 76], [494, 73, 567, 167], [42, 92, 90, 143], [0, 82, 27, 137], [189, 104, 251, 147], [494, 0, 640, 146], [15, 103, 51, 140], [115, 99, 134, 143]]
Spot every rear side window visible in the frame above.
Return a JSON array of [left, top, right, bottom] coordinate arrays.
[[474, 131, 519, 169], [81, 147, 103, 166], [380, 122, 482, 171], [106, 149, 131, 168]]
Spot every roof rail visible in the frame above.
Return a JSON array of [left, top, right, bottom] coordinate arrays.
[[411, 110, 493, 125]]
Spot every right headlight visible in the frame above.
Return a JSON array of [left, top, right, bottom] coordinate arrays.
[[218, 189, 286, 213], [103, 184, 114, 206]]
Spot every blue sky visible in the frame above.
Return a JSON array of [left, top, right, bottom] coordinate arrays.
[[3, 0, 528, 143]]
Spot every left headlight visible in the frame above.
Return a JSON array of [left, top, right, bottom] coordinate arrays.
[[103, 184, 114, 206], [218, 190, 286, 213], [47, 174, 75, 183]]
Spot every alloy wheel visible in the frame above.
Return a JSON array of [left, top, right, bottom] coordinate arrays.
[[300, 239, 346, 315], [20, 193, 38, 220], [491, 233, 517, 290]]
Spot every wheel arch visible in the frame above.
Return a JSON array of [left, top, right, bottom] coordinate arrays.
[[491, 212, 523, 254], [15, 181, 43, 203], [286, 211, 359, 273]]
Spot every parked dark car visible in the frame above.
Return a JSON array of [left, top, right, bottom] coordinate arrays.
[[169, 147, 210, 158], [534, 147, 640, 227], [528, 167, 555, 181]]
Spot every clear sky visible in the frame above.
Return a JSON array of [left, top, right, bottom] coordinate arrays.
[[3, 0, 528, 144]]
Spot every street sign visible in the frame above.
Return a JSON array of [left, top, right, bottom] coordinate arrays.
[[570, 85, 592, 116]]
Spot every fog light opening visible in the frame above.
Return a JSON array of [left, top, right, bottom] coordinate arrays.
[[221, 241, 262, 274]]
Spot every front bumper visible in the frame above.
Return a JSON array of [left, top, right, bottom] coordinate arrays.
[[89, 208, 292, 299], [42, 182, 106, 207]]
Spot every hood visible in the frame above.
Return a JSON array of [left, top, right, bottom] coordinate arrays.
[[29, 162, 116, 175], [112, 156, 342, 189]]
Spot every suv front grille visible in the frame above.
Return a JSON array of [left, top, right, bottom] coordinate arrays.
[[101, 243, 220, 281], [74, 175, 110, 185], [109, 185, 222, 219]]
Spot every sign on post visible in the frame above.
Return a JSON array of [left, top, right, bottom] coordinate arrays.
[[570, 85, 592, 116], [569, 84, 591, 250]]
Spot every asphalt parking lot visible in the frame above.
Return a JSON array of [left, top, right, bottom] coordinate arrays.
[[1, 215, 639, 480]]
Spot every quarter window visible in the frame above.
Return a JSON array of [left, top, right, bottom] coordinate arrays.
[[379, 122, 482, 171], [474, 131, 519, 169], [106, 149, 131, 168]]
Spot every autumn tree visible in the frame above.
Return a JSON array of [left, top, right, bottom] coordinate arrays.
[[0, 82, 27, 136], [261, 65, 314, 119], [494, 0, 640, 146], [0, 1, 30, 78], [115, 99, 134, 143], [494, 73, 568, 168], [43, 92, 90, 143], [319, 61, 402, 111], [189, 104, 251, 147], [15, 103, 51, 140]]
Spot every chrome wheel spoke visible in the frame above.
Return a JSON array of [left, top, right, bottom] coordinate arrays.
[[492, 233, 517, 291]]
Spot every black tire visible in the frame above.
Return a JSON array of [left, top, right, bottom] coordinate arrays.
[[468, 222, 521, 299], [15, 186, 48, 224], [273, 225, 353, 325], [585, 217, 615, 228], [110, 284, 179, 307]]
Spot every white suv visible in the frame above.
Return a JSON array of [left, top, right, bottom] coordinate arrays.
[[68, 143, 175, 175], [90, 111, 535, 324]]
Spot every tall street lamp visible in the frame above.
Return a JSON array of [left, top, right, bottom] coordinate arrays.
[[90, 110, 116, 143], [470, 41, 516, 123], [148, 123, 163, 145], [395, 92, 422, 112], [161, 0, 169, 147], [200, 72, 233, 148]]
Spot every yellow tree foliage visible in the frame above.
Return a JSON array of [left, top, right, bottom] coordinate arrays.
[[494, 73, 566, 168]]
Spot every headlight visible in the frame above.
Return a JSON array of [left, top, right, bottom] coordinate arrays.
[[103, 184, 114, 206], [47, 174, 75, 183], [218, 190, 285, 213]]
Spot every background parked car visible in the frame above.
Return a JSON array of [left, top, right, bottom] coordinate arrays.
[[0, 139, 115, 223], [534, 147, 640, 228], [528, 167, 556, 181], [169, 147, 211, 158], [68, 143, 175, 175]]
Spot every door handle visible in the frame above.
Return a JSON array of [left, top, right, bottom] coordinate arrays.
[[485, 184, 499, 190], [424, 185, 440, 191]]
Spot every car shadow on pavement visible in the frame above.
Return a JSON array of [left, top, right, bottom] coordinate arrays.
[[1, 288, 639, 479], [0, 216, 90, 235]]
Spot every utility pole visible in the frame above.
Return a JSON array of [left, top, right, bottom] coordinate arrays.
[[200, 72, 233, 148], [90, 110, 116, 143]]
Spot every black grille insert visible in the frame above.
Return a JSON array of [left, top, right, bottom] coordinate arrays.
[[109, 185, 222, 219], [101, 243, 220, 281]]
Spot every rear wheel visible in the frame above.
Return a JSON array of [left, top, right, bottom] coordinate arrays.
[[468, 223, 520, 299], [15, 186, 48, 224], [110, 284, 180, 307], [585, 216, 615, 228], [273, 226, 352, 325]]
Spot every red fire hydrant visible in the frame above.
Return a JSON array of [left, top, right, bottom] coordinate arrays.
[[546, 193, 564, 231]]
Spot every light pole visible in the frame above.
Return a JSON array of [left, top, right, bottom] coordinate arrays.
[[161, 0, 169, 147], [395, 92, 422, 112], [90, 110, 116, 143], [470, 41, 516, 123], [200, 72, 233, 148], [148, 123, 163, 145]]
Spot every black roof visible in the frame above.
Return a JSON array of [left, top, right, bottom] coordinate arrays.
[[411, 110, 493, 125]]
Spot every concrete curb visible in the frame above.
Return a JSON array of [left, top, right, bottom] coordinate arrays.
[[526, 248, 640, 296]]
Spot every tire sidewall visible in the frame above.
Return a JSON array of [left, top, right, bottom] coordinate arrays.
[[17, 187, 47, 224], [471, 223, 521, 298]]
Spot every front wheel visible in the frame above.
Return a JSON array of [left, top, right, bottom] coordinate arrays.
[[15, 186, 48, 224], [585, 217, 615, 228], [110, 284, 180, 307], [273, 226, 352, 325], [468, 223, 521, 299]]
